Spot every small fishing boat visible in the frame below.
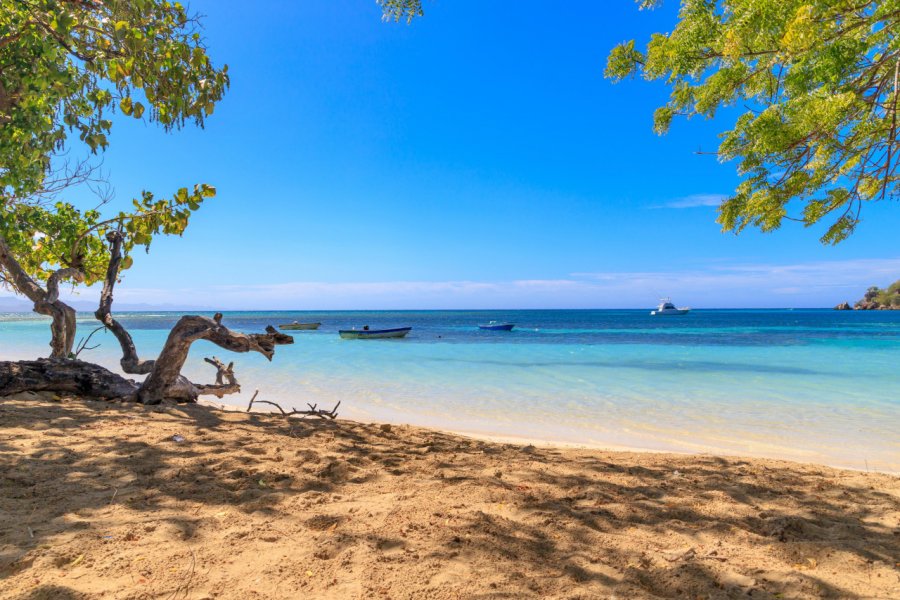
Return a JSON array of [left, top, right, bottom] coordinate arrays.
[[339, 327, 412, 340], [478, 321, 515, 331], [278, 321, 321, 330], [650, 298, 690, 316]]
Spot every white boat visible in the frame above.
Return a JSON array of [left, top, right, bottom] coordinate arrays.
[[650, 298, 690, 316]]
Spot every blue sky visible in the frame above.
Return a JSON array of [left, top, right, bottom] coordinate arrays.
[[12, 0, 900, 309]]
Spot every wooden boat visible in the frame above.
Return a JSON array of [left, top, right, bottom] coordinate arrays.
[[278, 321, 321, 330], [478, 321, 515, 331], [339, 327, 412, 340]]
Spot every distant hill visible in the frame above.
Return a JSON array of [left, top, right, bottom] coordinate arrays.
[[0, 296, 33, 312], [838, 280, 900, 310], [0, 295, 214, 313]]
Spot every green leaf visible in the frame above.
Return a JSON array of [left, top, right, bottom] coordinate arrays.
[[605, 0, 897, 243], [120, 97, 133, 116]]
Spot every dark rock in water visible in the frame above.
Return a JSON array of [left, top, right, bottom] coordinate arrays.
[[834, 302, 852, 310]]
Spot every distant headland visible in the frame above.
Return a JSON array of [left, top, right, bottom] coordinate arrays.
[[835, 280, 900, 310]]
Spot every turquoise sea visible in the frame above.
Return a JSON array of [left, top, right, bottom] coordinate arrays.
[[2, 309, 899, 472]]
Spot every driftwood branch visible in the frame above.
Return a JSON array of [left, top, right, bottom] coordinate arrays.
[[205, 356, 235, 385], [246, 389, 340, 420], [93, 232, 292, 403], [193, 356, 241, 398], [3, 228, 294, 404], [0, 359, 138, 399], [137, 315, 293, 404]]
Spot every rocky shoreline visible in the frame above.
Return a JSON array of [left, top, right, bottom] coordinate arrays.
[[835, 280, 900, 310]]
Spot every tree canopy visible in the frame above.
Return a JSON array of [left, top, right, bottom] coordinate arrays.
[[378, 0, 423, 23], [0, 0, 228, 300], [0, 1, 301, 402], [607, 0, 900, 243], [1, 0, 227, 197]]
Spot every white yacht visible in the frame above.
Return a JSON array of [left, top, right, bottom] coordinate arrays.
[[650, 298, 690, 316]]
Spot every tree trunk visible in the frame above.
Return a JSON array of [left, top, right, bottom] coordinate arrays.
[[0, 359, 138, 399], [95, 231, 155, 373], [0, 234, 82, 358], [34, 299, 77, 358], [137, 313, 293, 404], [2, 234, 293, 404]]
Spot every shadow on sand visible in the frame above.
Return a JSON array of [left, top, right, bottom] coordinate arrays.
[[1, 394, 898, 599]]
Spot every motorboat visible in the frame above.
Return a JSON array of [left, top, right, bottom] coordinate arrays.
[[278, 321, 321, 330], [478, 321, 515, 331], [338, 327, 412, 339], [650, 299, 690, 316]]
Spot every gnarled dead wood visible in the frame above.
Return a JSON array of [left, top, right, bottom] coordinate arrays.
[[246, 389, 340, 420], [94, 231, 154, 374], [3, 228, 294, 405], [137, 313, 293, 404], [193, 356, 241, 398], [0, 359, 138, 399], [94, 232, 292, 404]]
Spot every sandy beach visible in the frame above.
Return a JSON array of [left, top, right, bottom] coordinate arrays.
[[0, 393, 898, 599]]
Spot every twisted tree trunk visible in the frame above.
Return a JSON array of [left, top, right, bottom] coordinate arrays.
[[137, 314, 293, 404], [95, 231, 293, 404], [1, 232, 293, 403], [0, 234, 82, 358]]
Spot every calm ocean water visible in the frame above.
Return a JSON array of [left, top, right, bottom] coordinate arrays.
[[2, 309, 899, 471]]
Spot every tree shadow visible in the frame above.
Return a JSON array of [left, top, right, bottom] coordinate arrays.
[[1, 394, 898, 599]]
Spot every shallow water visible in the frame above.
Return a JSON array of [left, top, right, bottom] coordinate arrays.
[[2, 309, 899, 471]]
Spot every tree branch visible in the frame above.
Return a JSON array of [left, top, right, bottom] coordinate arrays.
[[94, 230, 155, 373], [193, 356, 241, 398]]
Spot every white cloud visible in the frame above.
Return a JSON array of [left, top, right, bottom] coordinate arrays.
[[3, 258, 897, 310], [653, 193, 727, 209], [571, 258, 900, 306]]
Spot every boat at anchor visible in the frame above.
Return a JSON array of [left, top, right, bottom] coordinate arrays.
[[338, 327, 412, 340], [650, 299, 690, 316], [278, 321, 321, 330], [478, 321, 515, 331]]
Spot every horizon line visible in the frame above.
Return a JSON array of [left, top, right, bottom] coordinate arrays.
[[2, 306, 856, 314]]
